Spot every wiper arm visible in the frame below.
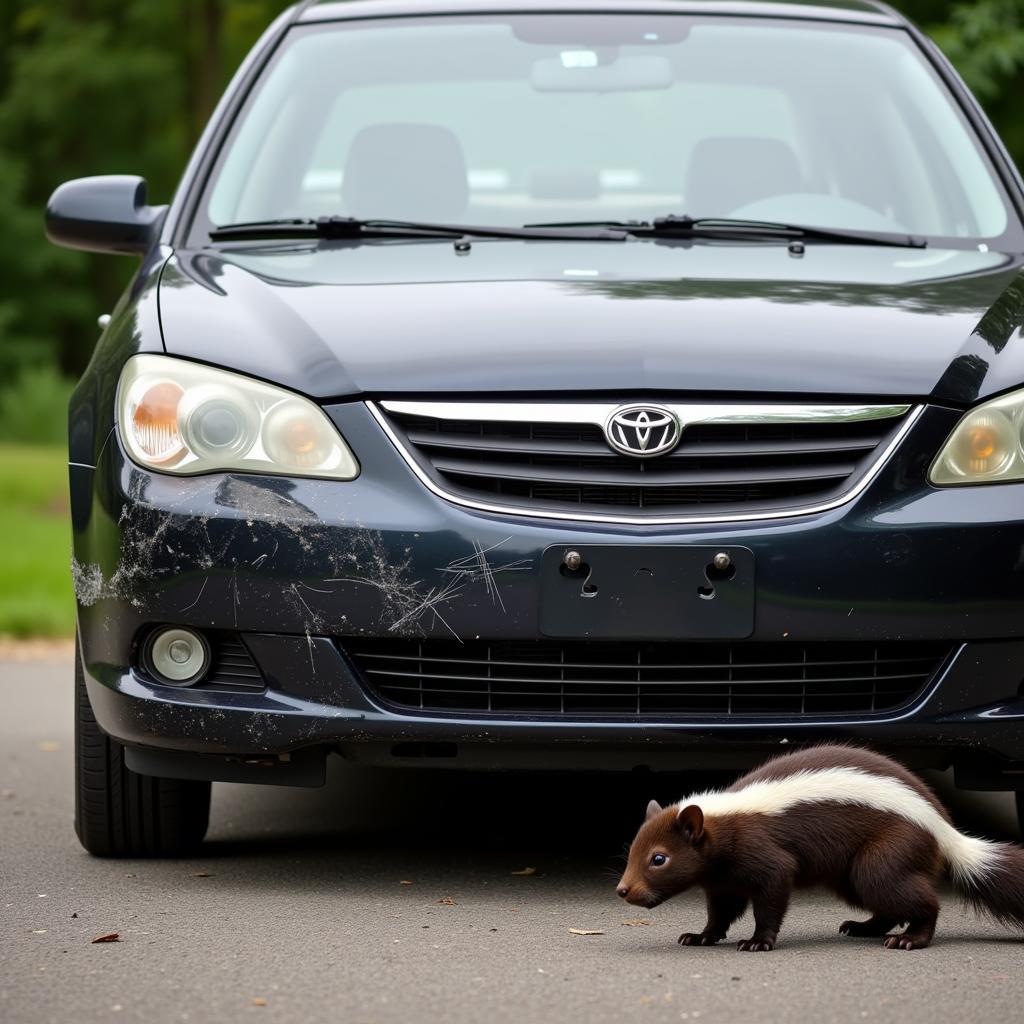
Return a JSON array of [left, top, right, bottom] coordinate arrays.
[[210, 216, 628, 242], [647, 215, 928, 249], [526, 215, 927, 248]]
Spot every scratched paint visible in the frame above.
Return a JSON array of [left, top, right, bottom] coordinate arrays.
[[71, 472, 532, 642]]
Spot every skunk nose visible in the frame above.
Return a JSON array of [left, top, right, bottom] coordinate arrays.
[[617, 885, 630, 899]]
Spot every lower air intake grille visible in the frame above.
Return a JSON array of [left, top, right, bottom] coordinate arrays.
[[346, 639, 949, 717], [198, 634, 265, 693]]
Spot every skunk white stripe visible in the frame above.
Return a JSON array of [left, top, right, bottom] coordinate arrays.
[[678, 767, 1000, 885]]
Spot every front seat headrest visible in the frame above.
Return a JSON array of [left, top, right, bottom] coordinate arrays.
[[342, 123, 469, 221], [684, 136, 806, 217]]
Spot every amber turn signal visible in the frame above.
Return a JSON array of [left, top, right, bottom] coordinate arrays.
[[129, 380, 185, 463], [930, 402, 1019, 484]]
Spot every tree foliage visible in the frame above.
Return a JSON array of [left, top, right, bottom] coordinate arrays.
[[0, 0, 1022, 393], [0, 0, 290, 385]]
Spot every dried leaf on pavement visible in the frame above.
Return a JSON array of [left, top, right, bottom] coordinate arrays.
[[568, 928, 604, 936], [399, 880, 413, 885], [621, 919, 653, 927], [38, 741, 60, 752], [91, 933, 120, 944], [251, 997, 268, 1007], [511, 867, 538, 876], [436, 896, 457, 906]]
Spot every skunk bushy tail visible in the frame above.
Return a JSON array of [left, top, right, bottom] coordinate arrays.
[[951, 838, 1024, 933]]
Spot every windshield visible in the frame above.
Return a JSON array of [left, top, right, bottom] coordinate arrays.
[[200, 14, 1018, 246]]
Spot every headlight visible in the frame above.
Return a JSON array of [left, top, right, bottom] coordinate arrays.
[[930, 388, 1024, 485], [117, 354, 359, 480]]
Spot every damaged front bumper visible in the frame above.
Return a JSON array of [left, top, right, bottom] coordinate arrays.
[[73, 403, 1024, 788]]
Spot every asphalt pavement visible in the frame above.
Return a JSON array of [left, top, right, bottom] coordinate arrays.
[[3, 655, 1024, 1024]]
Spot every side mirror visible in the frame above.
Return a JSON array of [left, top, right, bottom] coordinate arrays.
[[45, 175, 167, 255]]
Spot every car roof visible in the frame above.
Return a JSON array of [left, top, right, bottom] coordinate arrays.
[[299, 0, 904, 29]]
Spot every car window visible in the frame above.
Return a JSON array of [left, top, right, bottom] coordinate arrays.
[[203, 15, 1015, 243]]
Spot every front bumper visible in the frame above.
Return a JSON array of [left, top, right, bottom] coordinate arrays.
[[73, 402, 1024, 784]]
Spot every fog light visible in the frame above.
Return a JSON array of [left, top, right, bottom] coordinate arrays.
[[145, 627, 210, 686]]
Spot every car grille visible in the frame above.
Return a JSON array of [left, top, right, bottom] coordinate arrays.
[[372, 400, 914, 522], [345, 639, 949, 718]]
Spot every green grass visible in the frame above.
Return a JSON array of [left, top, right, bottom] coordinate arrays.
[[0, 444, 74, 637]]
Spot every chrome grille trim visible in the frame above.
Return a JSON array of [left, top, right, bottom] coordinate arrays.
[[367, 400, 922, 526], [380, 400, 911, 427]]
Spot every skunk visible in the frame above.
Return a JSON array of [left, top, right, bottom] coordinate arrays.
[[617, 744, 1024, 950]]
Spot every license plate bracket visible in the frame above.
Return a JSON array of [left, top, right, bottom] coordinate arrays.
[[539, 545, 755, 640]]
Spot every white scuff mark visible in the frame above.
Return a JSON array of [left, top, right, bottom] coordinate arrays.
[[179, 576, 210, 613], [439, 538, 531, 614], [71, 559, 105, 607], [295, 582, 333, 595], [325, 535, 532, 641], [384, 571, 466, 641], [289, 582, 321, 624], [249, 540, 281, 570], [305, 630, 317, 676]]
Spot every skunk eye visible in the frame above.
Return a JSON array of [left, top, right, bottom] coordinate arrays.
[[650, 853, 667, 867]]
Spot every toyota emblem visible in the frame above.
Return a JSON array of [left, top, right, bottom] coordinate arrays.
[[604, 405, 681, 457]]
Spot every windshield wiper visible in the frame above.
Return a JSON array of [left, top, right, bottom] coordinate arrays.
[[526, 215, 928, 249], [210, 216, 629, 242]]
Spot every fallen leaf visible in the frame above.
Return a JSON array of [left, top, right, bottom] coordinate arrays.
[[568, 928, 604, 936], [436, 896, 457, 906], [621, 919, 652, 927], [399, 880, 413, 885], [91, 933, 120, 944], [251, 997, 268, 1007], [38, 741, 60, 752], [511, 867, 537, 876]]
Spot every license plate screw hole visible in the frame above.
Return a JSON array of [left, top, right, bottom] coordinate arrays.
[[707, 553, 737, 582]]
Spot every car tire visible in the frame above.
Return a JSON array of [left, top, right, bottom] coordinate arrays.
[[75, 639, 211, 856]]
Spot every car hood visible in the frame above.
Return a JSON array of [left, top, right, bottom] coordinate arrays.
[[158, 240, 1024, 404]]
